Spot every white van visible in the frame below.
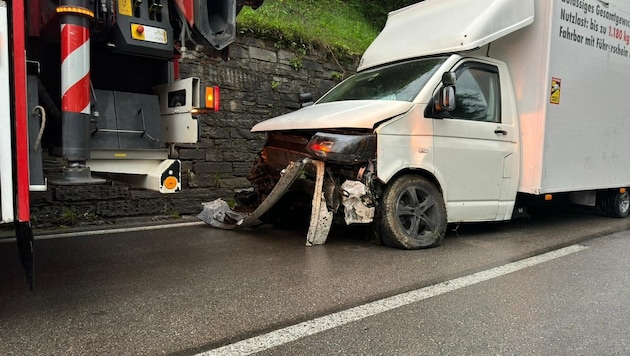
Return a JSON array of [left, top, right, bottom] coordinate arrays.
[[242, 0, 630, 248]]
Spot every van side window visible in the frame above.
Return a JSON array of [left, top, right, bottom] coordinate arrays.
[[450, 64, 501, 123]]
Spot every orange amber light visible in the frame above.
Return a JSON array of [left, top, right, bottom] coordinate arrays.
[[205, 86, 220, 111]]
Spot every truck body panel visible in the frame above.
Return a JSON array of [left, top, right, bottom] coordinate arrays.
[[476, 0, 630, 194], [358, 0, 535, 71]]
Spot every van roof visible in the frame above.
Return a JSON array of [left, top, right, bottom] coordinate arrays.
[[358, 0, 535, 71]]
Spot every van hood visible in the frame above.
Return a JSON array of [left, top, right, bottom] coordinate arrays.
[[359, 0, 535, 71], [251, 100, 414, 132]]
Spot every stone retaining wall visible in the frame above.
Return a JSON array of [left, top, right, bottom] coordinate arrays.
[[29, 36, 357, 228]]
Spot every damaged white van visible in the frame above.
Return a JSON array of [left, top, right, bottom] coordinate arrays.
[[216, 0, 630, 249]]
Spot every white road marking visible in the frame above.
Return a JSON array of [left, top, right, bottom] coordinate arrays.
[[200, 244, 589, 355], [0, 221, 205, 243]]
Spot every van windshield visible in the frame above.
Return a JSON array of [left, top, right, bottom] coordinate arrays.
[[318, 57, 446, 103]]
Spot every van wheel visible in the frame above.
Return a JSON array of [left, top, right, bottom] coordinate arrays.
[[380, 175, 447, 249], [599, 190, 630, 218]]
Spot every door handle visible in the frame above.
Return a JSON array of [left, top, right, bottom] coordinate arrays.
[[494, 128, 508, 136]]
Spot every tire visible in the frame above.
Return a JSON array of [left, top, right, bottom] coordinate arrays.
[[379, 175, 447, 249], [599, 190, 630, 218]]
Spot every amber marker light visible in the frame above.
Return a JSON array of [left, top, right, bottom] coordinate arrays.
[[310, 141, 334, 153], [205, 86, 220, 112], [544, 194, 553, 201], [56, 5, 95, 17]]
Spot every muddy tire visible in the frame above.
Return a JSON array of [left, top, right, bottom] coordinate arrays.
[[379, 175, 447, 249], [599, 190, 630, 218]]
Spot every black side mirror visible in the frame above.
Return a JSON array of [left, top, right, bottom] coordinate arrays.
[[299, 92, 314, 108], [442, 72, 456, 86], [435, 72, 456, 112]]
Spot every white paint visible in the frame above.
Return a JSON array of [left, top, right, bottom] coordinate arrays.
[[200, 244, 588, 355]]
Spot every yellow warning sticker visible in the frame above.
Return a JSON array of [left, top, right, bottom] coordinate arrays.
[[118, 0, 132, 16], [550, 77, 561, 105]]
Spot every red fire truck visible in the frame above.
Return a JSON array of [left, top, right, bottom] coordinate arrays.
[[1, 0, 262, 288]]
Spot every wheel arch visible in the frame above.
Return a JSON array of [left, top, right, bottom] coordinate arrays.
[[381, 168, 444, 197]]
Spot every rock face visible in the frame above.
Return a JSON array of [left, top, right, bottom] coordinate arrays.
[[30, 36, 357, 228]]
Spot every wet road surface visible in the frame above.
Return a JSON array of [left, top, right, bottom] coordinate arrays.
[[1, 205, 630, 355]]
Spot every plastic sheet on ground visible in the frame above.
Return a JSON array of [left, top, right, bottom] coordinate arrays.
[[196, 199, 248, 230]]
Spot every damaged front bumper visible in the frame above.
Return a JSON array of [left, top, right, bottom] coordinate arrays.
[[198, 157, 376, 246]]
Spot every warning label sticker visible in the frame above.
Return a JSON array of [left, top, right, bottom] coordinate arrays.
[[118, 0, 132, 16], [550, 77, 562, 105]]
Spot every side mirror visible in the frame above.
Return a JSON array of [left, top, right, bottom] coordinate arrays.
[[442, 72, 456, 86], [299, 92, 314, 108], [438, 86, 456, 111], [435, 72, 456, 112]]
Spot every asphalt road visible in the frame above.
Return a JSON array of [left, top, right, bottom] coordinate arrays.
[[253, 233, 630, 355], [1, 205, 630, 355]]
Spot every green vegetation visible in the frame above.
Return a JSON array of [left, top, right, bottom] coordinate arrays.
[[237, 0, 421, 59]]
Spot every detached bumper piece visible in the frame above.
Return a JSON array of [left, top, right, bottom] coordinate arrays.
[[198, 159, 334, 246]]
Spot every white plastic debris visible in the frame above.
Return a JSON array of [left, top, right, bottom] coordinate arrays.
[[197, 199, 247, 230], [341, 180, 375, 224]]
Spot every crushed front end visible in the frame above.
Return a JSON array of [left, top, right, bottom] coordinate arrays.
[[212, 129, 381, 245]]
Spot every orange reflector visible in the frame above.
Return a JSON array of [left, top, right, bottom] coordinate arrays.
[[544, 194, 553, 201], [621, 188, 627, 194], [163, 176, 178, 190], [205, 86, 220, 112]]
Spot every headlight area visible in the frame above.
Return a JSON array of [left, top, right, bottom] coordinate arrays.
[[306, 132, 376, 164]]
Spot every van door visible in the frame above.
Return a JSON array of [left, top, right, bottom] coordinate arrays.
[[432, 61, 516, 222]]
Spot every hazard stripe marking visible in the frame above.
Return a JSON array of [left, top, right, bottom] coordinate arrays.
[[60, 24, 89, 61], [62, 72, 91, 113], [60, 23, 90, 114]]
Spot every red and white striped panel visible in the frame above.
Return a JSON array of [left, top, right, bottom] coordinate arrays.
[[60, 23, 90, 114]]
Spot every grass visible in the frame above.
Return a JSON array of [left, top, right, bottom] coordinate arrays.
[[237, 0, 382, 60]]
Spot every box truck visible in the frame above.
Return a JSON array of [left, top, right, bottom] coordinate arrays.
[[208, 0, 630, 249]]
